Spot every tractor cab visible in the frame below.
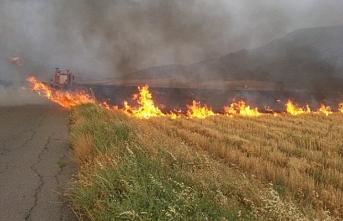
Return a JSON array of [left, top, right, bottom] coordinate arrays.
[[51, 68, 74, 89]]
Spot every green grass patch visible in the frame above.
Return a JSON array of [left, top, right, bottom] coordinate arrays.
[[71, 151, 253, 220]]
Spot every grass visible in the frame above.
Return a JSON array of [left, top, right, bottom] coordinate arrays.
[[57, 156, 66, 168], [68, 103, 343, 220]]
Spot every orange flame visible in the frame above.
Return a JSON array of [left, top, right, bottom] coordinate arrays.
[[26, 77, 343, 117], [27, 76, 95, 109], [339, 103, 343, 113], [264, 106, 278, 116], [101, 101, 118, 111], [168, 112, 178, 119], [286, 100, 311, 115], [122, 85, 165, 119], [187, 100, 215, 119], [8, 56, 21, 67], [224, 100, 261, 116], [223, 103, 237, 116], [316, 104, 332, 116], [167, 109, 182, 119]]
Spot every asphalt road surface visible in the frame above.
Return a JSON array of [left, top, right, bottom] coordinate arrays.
[[0, 106, 77, 221]]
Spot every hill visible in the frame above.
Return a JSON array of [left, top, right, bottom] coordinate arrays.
[[127, 25, 343, 91]]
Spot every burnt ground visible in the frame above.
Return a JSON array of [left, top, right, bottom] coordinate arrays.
[[79, 84, 343, 113], [0, 106, 77, 221]]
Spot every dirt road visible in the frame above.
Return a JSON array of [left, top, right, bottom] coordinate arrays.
[[0, 106, 77, 221]]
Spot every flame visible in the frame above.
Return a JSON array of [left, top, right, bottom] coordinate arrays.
[[286, 100, 311, 115], [187, 100, 215, 119], [339, 103, 343, 113], [101, 101, 111, 110], [25, 76, 343, 117], [224, 100, 261, 116], [316, 104, 332, 116], [223, 103, 237, 116], [27, 76, 95, 109], [122, 85, 165, 119], [167, 109, 182, 119], [168, 112, 178, 119], [101, 101, 118, 110], [264, 106, 278, 116], [8, 56, 21, 67]]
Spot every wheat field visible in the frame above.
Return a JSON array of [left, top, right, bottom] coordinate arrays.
[[68, 104, 343, 220], [149, 113, 343, 214]]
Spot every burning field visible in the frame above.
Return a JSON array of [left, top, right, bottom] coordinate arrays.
[[67, 103, 343, 220], [26, 76, 343, 220], [26, 76, 343, 118], [3, 1, 343, 220]]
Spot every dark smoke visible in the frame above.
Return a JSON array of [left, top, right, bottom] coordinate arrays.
[[1, 0, 343, 105]]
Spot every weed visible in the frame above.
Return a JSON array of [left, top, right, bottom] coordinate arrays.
[[24, 211, 30, 220], [57, 156, 66, 168]]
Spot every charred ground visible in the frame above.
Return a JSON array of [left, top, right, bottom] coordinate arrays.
[[77, 83, 343, 113]]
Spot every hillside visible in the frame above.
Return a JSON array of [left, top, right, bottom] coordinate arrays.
[[128, 25, 343, 91]]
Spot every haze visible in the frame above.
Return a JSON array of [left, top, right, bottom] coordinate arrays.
[[1, 0, 343, 104]]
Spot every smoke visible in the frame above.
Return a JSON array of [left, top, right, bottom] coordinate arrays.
[[1, 0, 343, 105], [0, 56, 50, 106]]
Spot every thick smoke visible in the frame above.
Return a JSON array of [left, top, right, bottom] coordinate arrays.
[[1, 0, 343, 105]]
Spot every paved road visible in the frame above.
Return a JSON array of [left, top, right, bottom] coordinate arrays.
[[0, 106, 77, 221]]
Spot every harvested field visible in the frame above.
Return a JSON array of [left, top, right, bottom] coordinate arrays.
[[68, 104, 343, 220]]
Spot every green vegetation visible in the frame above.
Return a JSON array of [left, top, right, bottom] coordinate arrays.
[[68, 104, 343, 220], [57, 156, 66, 168]]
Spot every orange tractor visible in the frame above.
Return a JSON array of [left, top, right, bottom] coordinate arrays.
[[50, 68, 74, 89]]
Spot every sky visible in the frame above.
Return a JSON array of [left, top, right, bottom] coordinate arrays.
[[1, 0, 343, 82]]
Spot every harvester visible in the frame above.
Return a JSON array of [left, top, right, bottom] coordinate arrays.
[[50, 68, 74, 89]]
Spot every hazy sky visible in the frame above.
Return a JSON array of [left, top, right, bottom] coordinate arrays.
[[1, 0, 343, 79]]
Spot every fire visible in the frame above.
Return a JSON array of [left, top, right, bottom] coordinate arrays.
[[27, 77, 95, 109], [264, 106, 278, 116], [224, 100, 261, 116], [8, 56, 21, 67], [286, 100, 311, 115], [339, 103, 343, 113], [26, 76, 343, 118], [223, 103, 237, 116], [168, 109, 182, 119], [101, 101, 118, 110], [316, 104, 332, 116], [122, 85, 165, 119], [168, 112, 178, 120], [187, 100, 215, 119]]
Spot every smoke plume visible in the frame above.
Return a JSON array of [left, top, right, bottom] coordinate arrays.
[[1, 0, 343, 105]]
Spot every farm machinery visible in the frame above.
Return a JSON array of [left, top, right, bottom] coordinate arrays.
[[50, 68, 74, 89]]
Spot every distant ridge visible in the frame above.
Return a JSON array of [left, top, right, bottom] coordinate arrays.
[[127, 25, 343, 92]]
